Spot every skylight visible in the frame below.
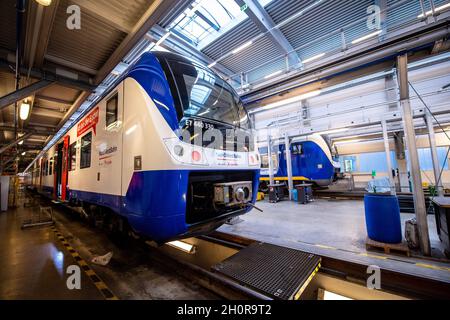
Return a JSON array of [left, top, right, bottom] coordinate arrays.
[[170, 0, 246, 48]]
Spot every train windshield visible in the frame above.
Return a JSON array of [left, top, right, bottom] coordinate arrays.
[[165, 59, 249, 129]]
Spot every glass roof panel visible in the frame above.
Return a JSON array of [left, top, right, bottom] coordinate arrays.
[[170, 0, 247, 47]]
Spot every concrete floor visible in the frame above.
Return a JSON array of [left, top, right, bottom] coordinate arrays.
[[0, 205, 102, 299], [0, 195, 218, 300], [219, 199, 450, 283]]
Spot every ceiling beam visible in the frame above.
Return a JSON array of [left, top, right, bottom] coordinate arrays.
[[94, 0, 182, 85], [0, 80, 55, 111], [35, 94, 74, 106], [236, 0, 302, 68], [34, 0, 59, 68], [55, 91, 90, 131], [242, 24, 450, 105], [31, 106, 65, 118], [0, 57, 95, 92], [23, 0, 60, 70], [149, 25, 239, 86], [44, 54, 98, 75], [0, 133, 32, 155], [0, 125, 55, 135], [71, 0, 134, 34]]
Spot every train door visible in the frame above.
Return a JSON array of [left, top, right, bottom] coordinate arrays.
[[60, 135, 70, 201], [54, 142, 63, 199], [39, 158, 43, 191], [53, 136, 70, 200]]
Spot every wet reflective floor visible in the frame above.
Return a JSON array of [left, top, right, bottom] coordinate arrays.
[[0, 205, 102, 299], [0, 195, 218, 300]]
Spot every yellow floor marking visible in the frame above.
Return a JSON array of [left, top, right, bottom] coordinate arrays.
[[51, 226, 119, 300], [415, 263, 450, 272], [315, 244, 336, 250], [260, 176, 308, 181], [359, 253, 388, 260]]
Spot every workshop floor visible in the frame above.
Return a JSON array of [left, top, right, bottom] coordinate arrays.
[[0, 195, 218, 300], [219, 199, 450, 283]]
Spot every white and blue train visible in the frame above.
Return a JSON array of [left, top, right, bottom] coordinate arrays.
[[29, 51, 261, 243], [259, 134, 341, 190]]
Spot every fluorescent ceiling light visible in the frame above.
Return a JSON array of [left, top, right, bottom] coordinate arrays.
[[231, 41, 253, 54], [334, 138, 363, 144], [418, 3, 450, 18], [35, 0, 52, 6], [258, 90, 321, 111], [19, 101, 30, 120], [21, 152, 26, 156], [264, 70, 283, 79], [318, 128, 349, 135], [351, 30, 382, 44], [303, 52, 326, 64], [208, 62, 217, 68], [166, 240, 196, 254], [18, 140, 24, 145]]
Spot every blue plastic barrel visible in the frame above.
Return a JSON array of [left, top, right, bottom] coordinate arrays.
[[291, 189, 298, 202], [364, 194, 402, 243]]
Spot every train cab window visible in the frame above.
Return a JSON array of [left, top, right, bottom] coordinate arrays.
[[69, 142, 76, 171], [291, 144, 302, 155], [80, 132, 92, 169], [163, 59, 244, 127], [106, 93, 118, 129]]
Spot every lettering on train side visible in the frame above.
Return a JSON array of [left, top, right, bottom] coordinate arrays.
[[99, 146, 118, 167], [77, 107, 99, 137]]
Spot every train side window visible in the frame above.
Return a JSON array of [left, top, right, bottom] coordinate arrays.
[[49, 158, 53, 175], [69, 142, 77, 171], [45, 160, 48, 176], [80, 132, 92, 169], [106, 93, 118, 129]]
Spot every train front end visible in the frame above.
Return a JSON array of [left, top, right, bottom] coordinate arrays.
[[125, 52, 260, 243]]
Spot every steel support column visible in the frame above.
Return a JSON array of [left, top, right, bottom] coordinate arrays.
[[397, 54, 430, 256], [284, 133, 294, 199], [267, 133, 274, 186], [381, 119, 396, 195], [424, 111, 444, 197]]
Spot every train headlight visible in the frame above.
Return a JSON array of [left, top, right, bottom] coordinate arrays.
[[164, 138, 209, 166], [174, 145, 184, 156]]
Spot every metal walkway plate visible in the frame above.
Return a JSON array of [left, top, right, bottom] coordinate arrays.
[[213, 242, 321, 300]]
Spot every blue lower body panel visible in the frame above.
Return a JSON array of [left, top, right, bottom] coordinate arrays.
[[68, 169, 260, 243]]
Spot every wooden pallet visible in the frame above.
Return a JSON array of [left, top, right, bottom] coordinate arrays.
[[365, 237, 410, 257]]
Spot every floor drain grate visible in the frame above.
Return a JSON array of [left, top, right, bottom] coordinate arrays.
[[213, 242, 321, 300]]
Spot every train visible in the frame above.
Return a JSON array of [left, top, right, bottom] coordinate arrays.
[[259, 134, 341, 191], [28, 51, 261, 243]]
